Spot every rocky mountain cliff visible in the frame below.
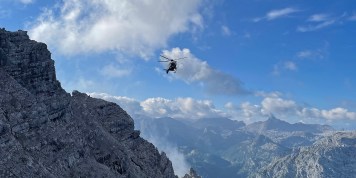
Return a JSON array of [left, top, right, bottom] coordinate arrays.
[[256, 132, 356, 178], [0, 28, 177, 177]]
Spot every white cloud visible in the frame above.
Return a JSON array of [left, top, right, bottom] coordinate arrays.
[[252, 17, 262, 23], [261, 97, 298, 115], [227, 94, 356, 124], [297, 50, 314, 58], [297, 49, 325, 59], [87, 92, 142, 116], [90, 92, 226, 119], [62, 78, 96, 93], [322, 108, 356, 120], [299, 107, 356, 121], [89, 92, 356, 127], [227, 93, 356, 123], [297, 20, 335, 32], [240, 102, 262, 118], [253, 7, 299, 22], [221, 25, 232, 36], [297, 43, 329, 60], [266, 8, 299, 20], [28, 0, 203, 58], [272, 61, 297, 75], [255, 91, 283, 98], [100, 64, 131, 78], [140, 133, 190, 177], [140, 98, 174, 117], [273, 44, 328, 75], [225, 102, 264, 123], [19, 0, 33, 4], [141, 97, 226, 119], [160, 47, 249, 95], [308, 14, 330, 22], [297, 13, 339, 32], [284, 61, 297, 71]]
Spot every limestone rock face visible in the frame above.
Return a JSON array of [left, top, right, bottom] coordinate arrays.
[[183, 168, 202, 178], [0, 28, 177, 178], [255, 132, 356, 178]]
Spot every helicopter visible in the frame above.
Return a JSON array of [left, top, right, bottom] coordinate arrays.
[[158, 55, 186, 74]]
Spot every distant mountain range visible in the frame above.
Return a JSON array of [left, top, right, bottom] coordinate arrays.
[[245, 115, 333, 133], [134, 115, 356, 178], [256, 132, 356, 178]]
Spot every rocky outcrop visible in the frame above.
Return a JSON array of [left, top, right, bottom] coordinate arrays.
[[256, 132, 356, 178], [183, 168, 202, 178], [0, 28, 177, 178]]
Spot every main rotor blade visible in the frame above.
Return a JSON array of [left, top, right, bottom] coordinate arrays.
[[160, 55, 187, 61], [158, 60, 169, 62], [175, 57, 187, 60], [160, 55, 171, 60]]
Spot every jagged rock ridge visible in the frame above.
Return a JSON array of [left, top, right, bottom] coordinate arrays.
[[183, 168, 202, 178], [255, 132, 356, 178], [0, 28, 177, 178]]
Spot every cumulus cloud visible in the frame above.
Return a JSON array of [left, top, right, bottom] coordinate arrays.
[[299, 107, 356, 121], [89, 92, 226, 119], [90, 92, 356, 127], [28, 0, 203, 58], [160, 48, 250, 95], [261, 97, 298, 115], [225, 102, 264, 123], [227, 96, 298, 123], [141, 97, 226, 119], [88, 91, 356, 129], [253, 7, 299, 22], [226, 93, 356, 123]]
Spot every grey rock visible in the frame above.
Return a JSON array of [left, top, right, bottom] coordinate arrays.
[[0, 28, 177, 178], [255, 132, 356, 178], [183, 168, 202, 178]]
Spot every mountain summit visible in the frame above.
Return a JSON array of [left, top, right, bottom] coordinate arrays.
[[246, 115, 333, 133], [0, 28, 177, 177]]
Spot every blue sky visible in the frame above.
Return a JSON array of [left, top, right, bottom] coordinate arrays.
[[2, 0, 356, 129]]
